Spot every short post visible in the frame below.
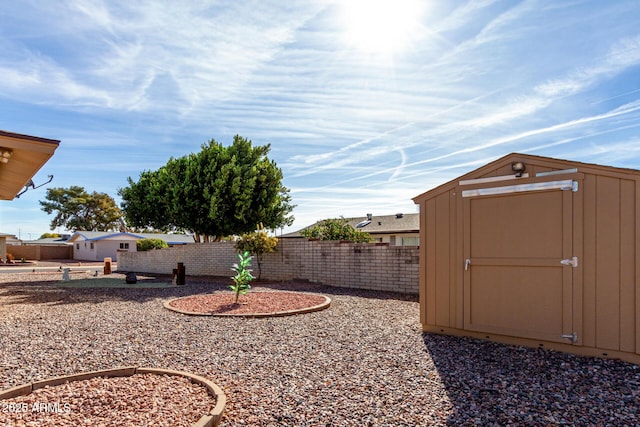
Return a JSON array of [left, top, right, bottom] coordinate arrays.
[[103, 257, 112, 275], [62, 268, 71, 281], [177, 262, 185, 286]]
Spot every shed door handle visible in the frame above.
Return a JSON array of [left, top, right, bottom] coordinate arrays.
[[465, 259, 471, 271], [560, 256, 578, 268]]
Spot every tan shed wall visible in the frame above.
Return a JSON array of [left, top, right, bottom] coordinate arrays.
[[416, 154, 640, 364], [583, 174, 638, 353], [422, 189, 459, 329]]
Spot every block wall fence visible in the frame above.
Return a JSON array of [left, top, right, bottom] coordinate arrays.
[[118, 239, 419, 294], [7, 245, 73, 261]]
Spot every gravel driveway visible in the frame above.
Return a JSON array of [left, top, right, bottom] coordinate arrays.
[[1, 272, 638, 426]]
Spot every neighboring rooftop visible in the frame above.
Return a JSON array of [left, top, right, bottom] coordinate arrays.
[[282, 213, 419, 238], [21, 236, 72, 245]]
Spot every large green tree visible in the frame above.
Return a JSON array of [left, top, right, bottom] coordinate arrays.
[[40, 186, 124, 231], [118, 135, 294, 241]]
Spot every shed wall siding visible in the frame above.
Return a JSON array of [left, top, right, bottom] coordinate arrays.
[[425, 197, 437, 325], [595, 175, 621, 350], [583, 174, 637, 353], [620, 179, 635, 353], [583, 173, 597, 348], [435, 192, 451, 327], [418, 200, 428, 325]]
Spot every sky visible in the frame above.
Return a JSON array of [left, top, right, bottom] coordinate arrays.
[[1, 0, 639, 240]]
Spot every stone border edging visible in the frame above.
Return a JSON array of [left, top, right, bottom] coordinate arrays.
[[164, 291, 332, 318], [0, 366, 226, 427]]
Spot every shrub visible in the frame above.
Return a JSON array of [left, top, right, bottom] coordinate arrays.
[[39, 232, 61, 239], [235, 224, 278, 279], [136, 238, 169, 251], [300, 217, 373, 243]]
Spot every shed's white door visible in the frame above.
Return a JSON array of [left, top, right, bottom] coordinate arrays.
[[463, 182, 574, 343]]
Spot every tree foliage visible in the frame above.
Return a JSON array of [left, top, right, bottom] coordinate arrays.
[[235, 224, 278, 279], [40, 186, 123, 232], [300, 218, 373, 243], [136, 238, 169, 251], [39, 233, 61, 239], [119, 135, 294, 241]]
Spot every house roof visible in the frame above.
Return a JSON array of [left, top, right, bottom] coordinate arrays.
[[413, 152, 640, 203], [67, 231, 194, 245], [0, 233, 21, 245], [22, 237, 72, 246], [282, 213, 419, 238], [0, 130, 60, 200]]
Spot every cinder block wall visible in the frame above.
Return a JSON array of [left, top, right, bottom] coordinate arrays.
[[117, 241, 239, 276], [118, 240, 419, 294], [7, 245, 73, 261]]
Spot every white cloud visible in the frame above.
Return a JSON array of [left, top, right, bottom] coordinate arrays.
[[536, 35, 640, 98], [0, 1, 326, 113]]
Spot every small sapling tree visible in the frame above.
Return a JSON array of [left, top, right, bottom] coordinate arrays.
[[230, 251, 254, 304]]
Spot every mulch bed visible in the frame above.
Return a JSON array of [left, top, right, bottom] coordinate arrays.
[[166, 291, 329, 315]]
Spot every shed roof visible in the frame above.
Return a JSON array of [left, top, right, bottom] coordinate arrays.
[[413, 152, 640, 204], [282, 213, 419, 238]]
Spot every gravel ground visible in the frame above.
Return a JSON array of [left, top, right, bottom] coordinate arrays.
[[1, 373, 215, 426], [1, 271, 639, 426]]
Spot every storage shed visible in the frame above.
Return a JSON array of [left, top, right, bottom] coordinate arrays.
[[413, 153, 640, 364]]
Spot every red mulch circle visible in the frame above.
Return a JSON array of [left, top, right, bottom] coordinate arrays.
[[166, 291, 330, 316]]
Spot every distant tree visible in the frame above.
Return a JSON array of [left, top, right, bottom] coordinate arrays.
[[119, 135, 294, 241], [39, 232, 60, 239], [300, 217, 373, 243], [235, 224, 278, 279], [40, 186, 123, 232]]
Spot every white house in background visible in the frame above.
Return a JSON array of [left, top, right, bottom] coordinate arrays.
[[67, 231, 194, 261]]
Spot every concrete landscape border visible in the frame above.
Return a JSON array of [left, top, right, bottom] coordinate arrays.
[[164, 291, 332, 317], [0, 367, 226, 427]]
